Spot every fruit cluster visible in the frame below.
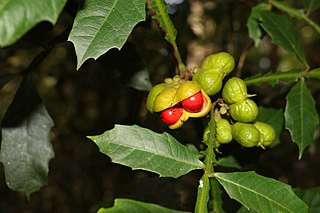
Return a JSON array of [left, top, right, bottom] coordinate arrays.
[[146, 76, 212, 129], [146, 52, 276, 148]]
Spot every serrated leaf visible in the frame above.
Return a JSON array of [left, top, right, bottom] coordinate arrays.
[[284, 79, 319, 159], [98, 198, 191, 213], [294, 187, 320, 213], [215, 171, 308, 213], [68, 0, 146, 69], [88, 125, 204, 178], [302, 0, 320, 13], [0, 0, 67, 47], [0, 74, 55, 197], [257, 107, 284, 147], [247, 3, 269, 47], [244, 69, 304, 86], [148, 0, 177, 43], [261, 10, 308, 67]]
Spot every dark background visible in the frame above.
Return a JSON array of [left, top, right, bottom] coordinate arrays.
[[1, 0, 320, 212]]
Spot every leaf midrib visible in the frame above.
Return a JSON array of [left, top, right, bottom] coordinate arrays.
[[216, 173, 298, 213]]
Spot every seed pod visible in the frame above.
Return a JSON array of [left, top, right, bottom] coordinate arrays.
[[222, 77, 248, 104], [216, 118, 233, 144], [146, 83, 167, 113], [232, 122, 260, 147], [201, 52, 235, 75], [192, 69, 223, 96], [253, 121, 276, 147], [229, 99, 259, 122]]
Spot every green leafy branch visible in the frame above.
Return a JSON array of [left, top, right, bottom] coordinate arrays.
[[148, 0, 188, 74]]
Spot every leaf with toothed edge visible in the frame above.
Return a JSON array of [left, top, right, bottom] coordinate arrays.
[[88, 125, 204, 178]]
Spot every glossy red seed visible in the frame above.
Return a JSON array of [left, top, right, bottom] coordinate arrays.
[[160, 107, 183, 125], [181, 92, 204, 112]]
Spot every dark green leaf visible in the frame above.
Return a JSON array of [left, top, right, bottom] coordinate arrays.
[[88, 125, 204, 178], [294, 187, 320, 213], [98, 198, 191, 213], [68, 0, 146, 69], [261, 10, 308, 67], [0, 0, 67, 47], [0, 74, 55, 197], [302, 0, 320, 13], [284, 79, 319, 159], [257, 107, 284, 146], [270, 0, 305, 20], [247, 3, 269, 47], [216, 155, 241, 169], [215, 171, 308, 213]]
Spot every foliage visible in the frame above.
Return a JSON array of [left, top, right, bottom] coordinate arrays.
[[0, 0, 320, 212]]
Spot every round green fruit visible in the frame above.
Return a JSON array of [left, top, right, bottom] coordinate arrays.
[[253, 121, 276, 147], [201, 52, 235, 75], [222, 77, 248, 104], [192, 70, 223, 96], [232, 122, 260, 147], [216, 118, 233, 144], [229, 99, 259, 122]]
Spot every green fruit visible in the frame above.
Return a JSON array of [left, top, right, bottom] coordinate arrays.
[[146, 83, 167, 113], [193, 70, 223, 96], [232, 122, 260, 147], [229, 99, 259, 122], [201, 52, 235, 75], [222, 77, 248, 104], [253, 121, 276, 147], [216, 119, 233, 144]]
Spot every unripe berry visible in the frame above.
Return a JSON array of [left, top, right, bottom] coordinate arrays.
[[192, 70, 223, 96], [216, 118, 233, 144], [222, 77, 248, 104], [201, 52, 235, 75], [253, 121, 276, 147], [229, 99, 259, 122], [232, 122, 260, 147]]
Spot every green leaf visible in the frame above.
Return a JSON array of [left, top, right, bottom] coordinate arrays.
[[215, 171, 308, 213], [0, 74, 55, 197], [270, 0, 305, 20], [148, 0, 177, 43], [261, 10, 308, 67], [216, 155, 241, 169], [257, 107, 284, 146], [98, 198, 191, 213], [88, 125, 204, 178], [294, 187, 320, 213], [302, 0, 320, 13], [247, 3, 269, 47], [68, 0, 146, 69], [284, 79, 319, 159], [0, 0, 67, 47]]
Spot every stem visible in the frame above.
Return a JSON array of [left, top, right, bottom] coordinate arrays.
[[210, 178, 225, 213], [152, 0, 187, 73], [244, 68, 320, 85], [195, 111, 219, 213]]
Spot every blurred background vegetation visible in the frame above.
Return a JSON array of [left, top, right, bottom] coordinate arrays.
[[0, 0, 320, 212]]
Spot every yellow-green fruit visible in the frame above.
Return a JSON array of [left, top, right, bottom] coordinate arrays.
[[193, 70, 223, 96], [253, 121, 276, 147], [146, 83, 167, 113], [176, 81, 201, 103], [229, 99, 259, 122], [216, 119, 233, 144], [222, 77, 248, 104], [232, 122, 260, 147], [201, 52, 235, 75], [153, 87, 178, 112]]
